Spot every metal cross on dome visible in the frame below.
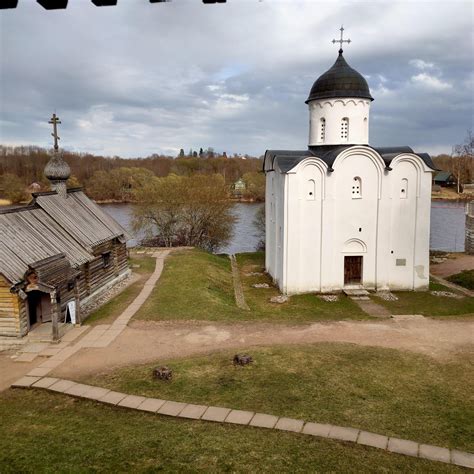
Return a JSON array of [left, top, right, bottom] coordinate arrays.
[[48, 113, 61, 151], [332, 25, 351, 51]]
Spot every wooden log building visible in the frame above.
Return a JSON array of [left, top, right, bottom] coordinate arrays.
[[0, 115, 130, 340]]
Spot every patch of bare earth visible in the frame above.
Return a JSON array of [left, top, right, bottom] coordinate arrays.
[[0, 354, 39, 392], [52, 317, 474, 380], [431, 254, 474, 278]]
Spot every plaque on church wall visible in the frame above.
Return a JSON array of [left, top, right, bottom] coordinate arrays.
[[396, 259, 407, 266]]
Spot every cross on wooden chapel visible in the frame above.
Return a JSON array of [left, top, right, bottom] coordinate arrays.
[[332, 25, 351, 52], [48, 113, 61, 150]]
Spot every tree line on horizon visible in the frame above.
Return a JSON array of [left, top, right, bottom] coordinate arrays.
[[1, 133, 472, 204], [0, 145, 264, 203]]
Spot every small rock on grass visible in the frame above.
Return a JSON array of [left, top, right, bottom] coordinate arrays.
[[376, 291, 398, 301], [233, 354, 253, 366], [430, 290, 463, 299], [252, 283, 270, 289], [153, 366, 173, 381], [270, 295, 289, 304], [320, 294, 339, 302]]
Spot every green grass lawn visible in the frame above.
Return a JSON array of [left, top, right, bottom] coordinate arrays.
[[373, 280, 474, 317], [84, 343, 474, 453], [135, 249, 244, 321], [134, 249, 367, 322], [237, 252, 367, 321], [85, 255, 156, 326], [448, 269, 474, 291], [0, 389, 463, 473]]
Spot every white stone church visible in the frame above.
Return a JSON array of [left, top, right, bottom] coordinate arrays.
[[264, 43, 435, 295]]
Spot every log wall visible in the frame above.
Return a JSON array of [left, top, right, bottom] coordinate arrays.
[[0, 274, 22, 337], [87, 240, 128, 295], [1, 239, 129, 338]]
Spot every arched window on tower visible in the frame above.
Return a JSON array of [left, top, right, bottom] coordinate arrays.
[[341, 117, 349, 141], [352, 177, 362, 198], [319, 118, 326, 142]]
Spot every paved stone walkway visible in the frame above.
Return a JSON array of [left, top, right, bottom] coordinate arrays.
[[22, 250, 169, 379], [11, 375, 474, 470], [353, 299, 392, 318], [13, 326, 89, 363]]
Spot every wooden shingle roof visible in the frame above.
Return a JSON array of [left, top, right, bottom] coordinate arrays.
[[34, 189, 129, 251], [0, 188, 129, 285], [0, 206, 92, 284]]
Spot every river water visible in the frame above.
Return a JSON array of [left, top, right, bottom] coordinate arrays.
[[100, 200, 467, 254]]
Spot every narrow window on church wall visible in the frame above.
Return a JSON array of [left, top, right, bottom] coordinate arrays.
[[352, 177, 362, 198], [307, 179, 316, 200], [400, 178, 408, 199], [319, 118, 326, 142], [341, 117, 349, 141]]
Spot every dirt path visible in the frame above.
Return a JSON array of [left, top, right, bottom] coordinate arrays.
[[6, 248, 473, 387], [53, 316, 474, 379], [431, 254, 474, 277], [0, 354, 38, 392]]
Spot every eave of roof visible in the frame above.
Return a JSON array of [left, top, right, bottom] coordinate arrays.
[[264, 145, 437, 174]]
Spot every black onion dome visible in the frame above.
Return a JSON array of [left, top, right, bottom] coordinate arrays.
[[306, 49, 373, 103], [44, 152, 71, 181]]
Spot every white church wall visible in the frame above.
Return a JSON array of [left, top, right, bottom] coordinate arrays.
[[265, 171, 275, 276], [319, 171, 337, 293], [265, 150, 432, 294], [308, 98, 370, 146], [284, 160, 325, 293], [277, 171, 287, 287], [388, 159, 419, 289], [374, 171, 392, 291], [388, 155, 432, 290], [266, 166, 286, 287], [330, 150, 384, 290], [413, 170, 432, 290]]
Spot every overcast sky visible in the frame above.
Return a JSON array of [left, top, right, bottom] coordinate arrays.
[[0, 0, 473, 158]]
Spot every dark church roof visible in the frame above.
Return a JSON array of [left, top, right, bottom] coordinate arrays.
[[0, 188, 129, 285], [306, 49, 373, 103], [264, 145, 436, 174]]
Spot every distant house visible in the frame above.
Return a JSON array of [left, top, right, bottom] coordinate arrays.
[[433, 171, 456, 187], [0, 145, 129, 341], [233, 178, 246, 196]]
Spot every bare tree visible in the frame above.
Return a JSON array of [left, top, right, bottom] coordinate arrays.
[[133, 174, 235, 252], [452, 130, 474, 193]]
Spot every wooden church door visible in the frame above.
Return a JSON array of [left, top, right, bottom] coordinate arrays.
[[344, 256, 363, 285]]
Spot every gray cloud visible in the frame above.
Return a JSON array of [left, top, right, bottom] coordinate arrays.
[[0, 0, 472, 158]]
